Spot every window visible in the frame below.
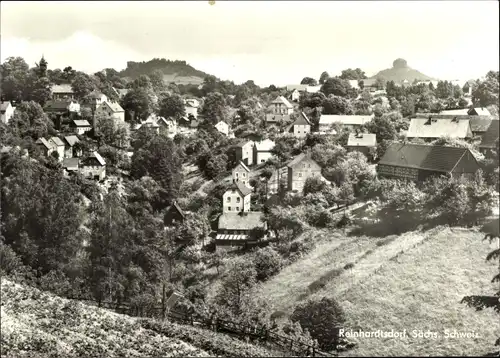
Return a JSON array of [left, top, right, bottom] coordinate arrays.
[[236, 207, 240, 211], [236, 197, 241, 203], [228, 207, 231, 211], [236, 173, 239, 177], [242, 173, 246, 177], [299, 173, 302, 177], [227, 197, 231, 202]]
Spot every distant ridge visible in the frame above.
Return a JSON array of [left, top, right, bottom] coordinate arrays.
[[119, 58, 211, 85], [370, 58, 435, 83]]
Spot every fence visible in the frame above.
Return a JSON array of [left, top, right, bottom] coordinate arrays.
[[66, 296, 336, 357]]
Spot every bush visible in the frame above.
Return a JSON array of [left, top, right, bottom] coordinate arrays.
[[290, 297, 346, 351], [253, 247, 283, 281], [336, 214, 352, 228]]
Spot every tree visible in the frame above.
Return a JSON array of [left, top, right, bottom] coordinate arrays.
[[321, 77, 352, 98], [71, 72, 96, 101], [159, 94, 185, 119], [472, 71, 499, 107], [122, 88, 154, 123], [148, 69, 167, 94], [339, 68, 367, 80], [300, 77, 318, 86], [319, 71, 330, 85], [253, 247, 282, 281], [461, 218, 500, 356], [291, 297, 346, 350], [8, 101, 53, 139], [215, 257, 257, 315], [95, 115, 130, 148], [200, 92, 227, 124], [366, 112, 399, 142], [303, 176, 326, 196], [322, 95, 354, 115], [131, 135, 183, 202], [1, 56, 30, 102]]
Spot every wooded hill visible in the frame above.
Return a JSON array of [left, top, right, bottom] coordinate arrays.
[[370, 58, 435, 83]]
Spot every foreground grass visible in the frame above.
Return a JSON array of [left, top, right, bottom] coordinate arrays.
[[1, 278, 278, 357], [253, 226, 499, 356], [340, 227, 499, 356]]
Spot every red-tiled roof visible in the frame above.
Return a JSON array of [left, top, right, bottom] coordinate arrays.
[[378, 143, 474, 173]]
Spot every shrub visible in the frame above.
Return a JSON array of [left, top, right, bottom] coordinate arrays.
[[253, 247, 283, 281], [290, 297, 346, 351]]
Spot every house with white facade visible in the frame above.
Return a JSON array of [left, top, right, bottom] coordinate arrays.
[[71, 120, 92, 135], [49, 137, 65, 161], [184, 98, 200, 119], [232, 161, 252, 188], [235, 140, 255, 166], [0, 101, 15, 124], [270, 96, 294, 116], [95, 101, 125, 123], [288, 112, 312, 138], [215, 120, 230, 136], [80, 151, 106, 181], [253, 139, 275, 164]]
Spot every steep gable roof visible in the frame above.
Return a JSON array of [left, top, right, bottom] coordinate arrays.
[[227, 180, 253, 197], [272, 96, 293, 109], [218, 212, 265, 230], [479, 120, 499, 149], [235, 161, 251, 173], [106, 101, 124, 112], [0, 101, 12, 111], [347, 133, 377, 147], [49, 137, 65, 147], [36, 138, 56, 150], [64, 135, 80, 147], [287, 152, 320, 169], [292, 112, 312, 126], [62, 158, 79, 169], [88, 151, 106, 166], [235, 139, 254, 148], [407, 117, 472, 139], [379, 143, 474, 173]]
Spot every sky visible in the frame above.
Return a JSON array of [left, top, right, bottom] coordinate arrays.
[[1, 1, 499, 87]]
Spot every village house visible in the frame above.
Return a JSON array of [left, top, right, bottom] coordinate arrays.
[[288, 112, 312, 138], [64, 135, 81, 158], [223, 180, 252, 214], [49, 137, 65, 161], [164, 201, 186, 226], [112, 87, 129, 100], [71, 119, 92, 135], [287, 153, 323, 192], [132, 114, 161, 134], [253, 139, 275, 164], [377, 143, 480, 182], [346, 132, 377, 159], [51, 84, 75, 100], [479, 120, 499, 158], [0, 101, 15, 124], [318, 114, 373, 133], [184, 98, 200, 119], [80, 151, 106, 181], [232, 161, 251, 188], [44, 99, 80, 115], [157, 117, 178, 137], [95, 100, 125, 123], [286, 84, 322, 94], [235, 140, 255, 166], [271, 96, 294, 116], [348, 80, 360, 89], [36, 138, 56, 157], [216, 212, 266, 246], [265, 113, 290, 125], [406, 116, 473, 140], [62, 158, 79, 175], [439, 107, 492, 116], [90, 91, 108, 107], [215, 120, 230, 136], [290, 89, 301, 102]]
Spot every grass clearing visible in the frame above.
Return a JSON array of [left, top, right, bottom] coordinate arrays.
[[253, 226, 499, 356], [340, 227, 499, 356]]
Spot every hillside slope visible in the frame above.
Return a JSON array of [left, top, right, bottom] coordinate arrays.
[[0, 278, 278, 357], [119, 58, 210, 84], [370, 58, 434, 83], [252, 226, 499, 356]]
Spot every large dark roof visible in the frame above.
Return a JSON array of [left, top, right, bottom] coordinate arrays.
[[479, 120, 499, 149], [218, 212, 265, 230], [379, 143, 473, 173], [292, 112, 312, 126], [470, 118, 493, 133]]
